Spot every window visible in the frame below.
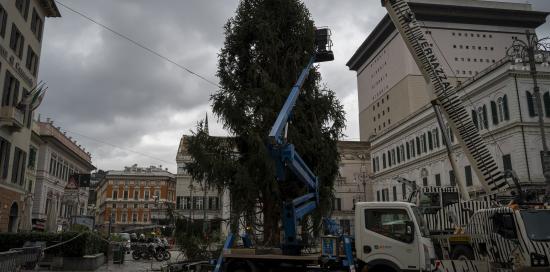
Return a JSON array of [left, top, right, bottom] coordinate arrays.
[[492, 213, 517, 239], [15, 0, 30, 20], [502, 154, 513, 172], [400, 145, 405, 162], [183, 197, 191, 209], [387, 151, 391, 167], [391, 149, 396, 165], [193, 196, 204, 210], [422, 177, 428, 187], [377, 191, 380, 201], [9, 24, 24, 59], [435, 174, 441, 186], [477, 106, 488, 130], [433, 129, 440, 148], [132, 213, 137, 223], [2, 71, 20, 106], [112, 203, 116, 209], [428, 131, 433, 150], [121, 213, 127, 223], [209, 196, 220, 210], [416, 137, 421, 155], [396, 147, 401, 163], [364, 209, 411, 243], [449, 170, 456, 186], [11, 147, 26, 185], [144, 190, 149, 200], [30, 9, 43, 41], [0, 4, 7, 37], [133, 190, 138, 200], [123, 203, 127, 208], [176, 196, 182, 209], [465, 166, 473, 186], [544, 92, 550, 118], [491, 101, 499, 125], [144, 203, 148, 209], [333, 198, 342, 211], [526, 91, 537, 117], [392, 186, 397, 201], [112, 190, 118, 200], [0, 138, 11, 178], [472, 110, 478, 129], [143, 213, 148, 223], [411, 140, 416, 157], [28, 146, 37, 169], [382, 154, 386, 169], [406, 142, 410, 160], [421, 134, 427, 153], [26, 46, 38, 76], [123, 190, 128, 200]]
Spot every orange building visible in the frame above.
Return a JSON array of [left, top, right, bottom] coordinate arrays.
[[96, 164, 176, 233]]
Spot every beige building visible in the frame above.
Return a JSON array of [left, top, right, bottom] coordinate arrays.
[[0, 0, 60, 232], [331, 141, 370, 235], [32, 119, 95, 232], [346, 0, 548, 141], [96, 165, 176, 233]]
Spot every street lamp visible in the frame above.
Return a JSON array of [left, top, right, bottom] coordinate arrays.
[[506, 30, 550, 201], [354, 154, 370, 202]]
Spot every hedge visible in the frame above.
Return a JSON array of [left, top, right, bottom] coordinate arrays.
[[0, 231, 109, 257]]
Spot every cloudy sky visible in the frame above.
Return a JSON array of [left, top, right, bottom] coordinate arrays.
[[38, 0, 550, 173]]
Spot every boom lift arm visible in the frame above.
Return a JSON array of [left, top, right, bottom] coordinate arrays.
[[381, 0, 509, 196], [268, 27, 334, 255]]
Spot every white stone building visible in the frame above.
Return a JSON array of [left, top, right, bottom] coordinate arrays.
[[369, 60, 550, 200], [175, 135, 230, 235], [32, 120, 95, 231], [346, 0, 548, 141]]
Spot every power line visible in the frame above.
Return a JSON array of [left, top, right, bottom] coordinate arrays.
[[54, 0, 221, 89], [60, 128, 174, 165]]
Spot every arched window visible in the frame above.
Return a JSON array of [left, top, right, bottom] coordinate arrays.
[[472, 110, 478, 129], [477, 106, 488, 130], [544, 92, 550, 118], [491, 100, 499, 125], [526, 91, 537, 117]]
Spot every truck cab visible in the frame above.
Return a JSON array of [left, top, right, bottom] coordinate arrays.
[[354, 202, 435, 272]]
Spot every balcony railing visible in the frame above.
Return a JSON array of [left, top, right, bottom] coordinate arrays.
[[0, 106, 24, 129]]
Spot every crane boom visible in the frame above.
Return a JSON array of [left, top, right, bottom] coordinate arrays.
[[382, 0, 509, 195]]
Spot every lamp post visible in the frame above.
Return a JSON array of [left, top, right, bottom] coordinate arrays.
[[506, 30, 550, 201], [354, 154, 370, 201]]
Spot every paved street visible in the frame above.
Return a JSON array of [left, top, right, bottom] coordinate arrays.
[[97, 250, 185, 272]]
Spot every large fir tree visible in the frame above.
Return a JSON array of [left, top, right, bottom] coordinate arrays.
[[185, 0, 345, 246]]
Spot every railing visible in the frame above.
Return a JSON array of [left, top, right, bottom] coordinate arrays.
[[0, 246, 42, 272]]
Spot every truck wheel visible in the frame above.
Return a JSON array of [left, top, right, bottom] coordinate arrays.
[[451, 245, 474, 260]]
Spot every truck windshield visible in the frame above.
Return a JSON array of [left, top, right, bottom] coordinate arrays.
[[412, 206, 430, 237], [521, 210, 550, 241]]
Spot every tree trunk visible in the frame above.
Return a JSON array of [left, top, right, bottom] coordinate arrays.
[[262, 196, 280, 246]]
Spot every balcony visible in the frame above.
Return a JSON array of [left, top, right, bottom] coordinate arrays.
[[0, 106, 25, 130]]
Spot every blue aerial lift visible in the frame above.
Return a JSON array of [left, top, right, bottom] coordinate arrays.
[[212, 28, 356, 272]]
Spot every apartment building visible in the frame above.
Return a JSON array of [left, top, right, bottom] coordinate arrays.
[[347, 0, 548, 140], [32, 119, 95, 232], [96, 164, 176, 233], [0, 0, 60, 232], [370, 60, 550, 200]]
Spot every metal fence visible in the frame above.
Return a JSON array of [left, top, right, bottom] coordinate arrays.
[[0, 246, 42, 272]]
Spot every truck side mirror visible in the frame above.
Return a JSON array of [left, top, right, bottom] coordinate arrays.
[[404, 221, 415, 243]]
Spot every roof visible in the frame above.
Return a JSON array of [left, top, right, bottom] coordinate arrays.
[[38, 0, 61, 17], [346, 0, 549, 71]]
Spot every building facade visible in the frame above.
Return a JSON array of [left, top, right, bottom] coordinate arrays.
[[369, 60, 550, 200], [32, 119, 95, 232], [96, 164, 176, 233], [175, 135, 229, 235], [331, 141, 370, 236], [0, 0, 60, 232], [347, 0, 548, 140]]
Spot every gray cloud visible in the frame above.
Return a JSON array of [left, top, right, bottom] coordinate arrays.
[[37, 0, 550, 172]]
